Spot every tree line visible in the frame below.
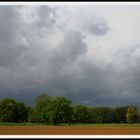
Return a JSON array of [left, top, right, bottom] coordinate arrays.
[[0, 94, 140, 125]]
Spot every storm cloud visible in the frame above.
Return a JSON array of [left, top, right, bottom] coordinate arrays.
[[0, 4, 140, 108]]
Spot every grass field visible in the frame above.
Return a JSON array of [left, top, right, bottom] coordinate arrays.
[[0, 123, 140, 135]]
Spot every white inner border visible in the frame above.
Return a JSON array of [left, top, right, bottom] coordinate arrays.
[[0, 135, 140, 138], [0, 2, 140, 5], [0, 1, 140, 138]]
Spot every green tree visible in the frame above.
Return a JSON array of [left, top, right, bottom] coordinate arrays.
[[15, 102, 29, 123], [0, 99, 17, 122], [113, 106, 129, 123], [97, 107, 114, 123], [72, 105, 90, 123], [27, 106, 35, 123], [0, 99, 28, 123], [126, 106, 138, 124], [51, 97, 73, 125], [28, 107, 41, 123], [136, 113, 140, 123], [34, 94, 52, 123], [88, 107, 114, 123]]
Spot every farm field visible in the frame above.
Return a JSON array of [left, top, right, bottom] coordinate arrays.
[[0, 124, 140, 135]]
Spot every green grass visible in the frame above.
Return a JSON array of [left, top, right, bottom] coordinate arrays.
[[70, 123, 140, 127], [0, 122, 140, 127], [0, 122, 46, 126]]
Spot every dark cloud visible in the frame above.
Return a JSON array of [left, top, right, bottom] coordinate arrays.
[[0, 5, 139, 109], [0, 6, 23, 67]]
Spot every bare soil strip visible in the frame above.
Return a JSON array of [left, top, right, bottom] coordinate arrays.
[[0, 126, 140, 135]]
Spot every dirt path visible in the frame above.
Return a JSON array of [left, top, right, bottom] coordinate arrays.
[[0, 126, 140, 135]]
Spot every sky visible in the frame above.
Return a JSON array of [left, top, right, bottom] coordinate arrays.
[[0, 3, 140, 107]]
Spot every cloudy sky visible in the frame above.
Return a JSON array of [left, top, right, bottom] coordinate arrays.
[[0, 3, 140, 107]]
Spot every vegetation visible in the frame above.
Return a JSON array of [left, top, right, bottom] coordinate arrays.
[[0, 94, 139, 125], [0, 99, 28, 123], [126, 106, 138, 124], [113, 106, 128, 123], [50, 97, 73, 125], [72, 105, 90, 123]]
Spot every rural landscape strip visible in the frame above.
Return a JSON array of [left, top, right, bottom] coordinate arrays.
[[0, 94, 140, 135]]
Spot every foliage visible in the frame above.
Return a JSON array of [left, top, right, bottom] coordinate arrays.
[[136, 114, 140, 123], [72, 105, 90, 123], [0, 99, 28, 123], [126, 106, 138, 124], [113, 106, 129, 123], [88, 107, 114, 123], [15, 102, 29, 122], [31, 94, 52, 123], [51, 97, 73, 125], [0, 95, 139, 124], [0, 99, 17, 122]]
